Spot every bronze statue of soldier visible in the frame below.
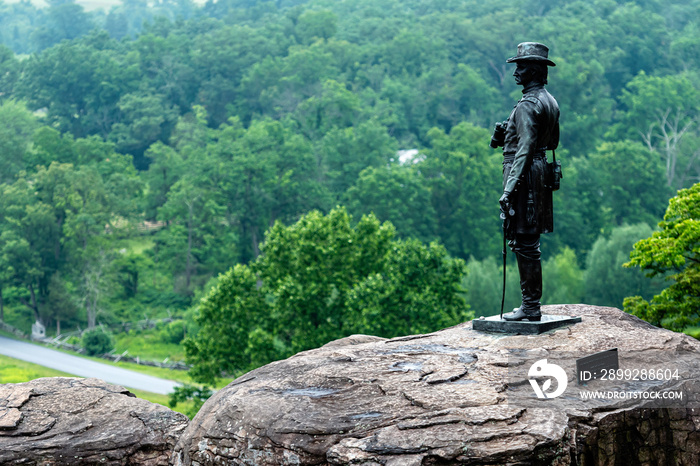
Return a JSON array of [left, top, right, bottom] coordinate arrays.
[[490, 42, 560, 322]]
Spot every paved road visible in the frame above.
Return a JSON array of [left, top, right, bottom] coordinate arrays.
[[0, 335, 181, 395]]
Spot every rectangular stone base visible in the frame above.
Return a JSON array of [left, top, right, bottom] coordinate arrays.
[[472, 314, 582, 335]]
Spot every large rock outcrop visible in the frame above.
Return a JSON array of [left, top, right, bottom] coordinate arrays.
[[173, 305, 700, 465], [0, 377, 188, 465]]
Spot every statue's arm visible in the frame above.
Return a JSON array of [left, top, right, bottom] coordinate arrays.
[[503, 100, 539, 194]]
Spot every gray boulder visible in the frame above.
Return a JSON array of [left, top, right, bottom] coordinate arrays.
[[173, 305, 700, 465], [0, 377, 188, 465]]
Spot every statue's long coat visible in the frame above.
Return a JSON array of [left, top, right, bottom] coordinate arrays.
[[502, 83, 560, 235]]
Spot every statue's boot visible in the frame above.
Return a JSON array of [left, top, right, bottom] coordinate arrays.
[[503, 252, 542, 321]]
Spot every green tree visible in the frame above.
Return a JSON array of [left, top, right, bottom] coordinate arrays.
[[550, 156, 607, 257], [0, 166, 73, 325], [18, 31, 138, 138], [156, 177, 220, 294], [584, 224, 664, 309], [109, 91, 179, 169], [0, 2, 41, 54], [0, 150, 139, 330], [192, 23, 286, 126], [184, 207, 469, 385], [554, 141, 670, 257], [344, 238, 469, 337], [447, 63, 501, 129], [345, 163, 436, 243], [254, 208, 397, 352], [615, 72, 700, 189], [28, 129, 143, 227], [141, 142, 185, 220], [113, 252, 152, 298], [0, 228, 45, 325], [183, 264, 271, 385], [104, 10, 129, 40], [293, 78, 363, 141], [294, 9, 337, 44], [80, 248, 114, 329], [0, 45, 20, 99], [624, 183, 700, 331], [588, 141, 670, 227], [211, 117, 328, 262], [319, 118, 397, 196], [31, 0, 95, 51], [547, 55, 614, 156], [0, 100, 38, 183], [45, 272, 78, 335]]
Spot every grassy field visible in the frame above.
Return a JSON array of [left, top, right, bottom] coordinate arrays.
[[0, 354, 75, 382], [113, 331, 186, 362]]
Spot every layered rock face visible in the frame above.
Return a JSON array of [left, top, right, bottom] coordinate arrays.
[[2, 306, 699, 465], [0, 377, 188, 465], [173, 305, 700, 465]]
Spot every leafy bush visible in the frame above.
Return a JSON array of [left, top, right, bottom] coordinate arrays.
[[624, 183, 700, 330], [160, 320, 187, 345], [82, 328, 114, 356]]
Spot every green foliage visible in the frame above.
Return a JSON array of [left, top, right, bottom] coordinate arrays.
[[554, 142, 671, 256], [110, 91, 179, 160], [113, 252, 152, 298], [31, 1, 95, 51], [624, 183, 700, 330], [422, 122, 502, 260], [584, 223, 664, 309], [160, 320, 187, 345], [0, 100, 37, 182], [320, 118, 397, 195], [614, 72, 700, 190], [82, 328, 114, 356], [184, 264, 267, 384], [463, 257, 507, 318], [168, 384, 213, 419], [254, 207, 397, 352], [345, 163, 436, 243], [184, 207, 470, 385], [585, 141, 670, 227], [344, 239, 470, 337], [295, 9, 337, 44], [542, 247, 584, 305], [0, 0, 699, 376]]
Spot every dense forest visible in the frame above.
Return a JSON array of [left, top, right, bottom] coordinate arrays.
[[0, 0, 698, 377]]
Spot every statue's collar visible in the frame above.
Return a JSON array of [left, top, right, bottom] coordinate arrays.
[[522, 82, 545, 94]]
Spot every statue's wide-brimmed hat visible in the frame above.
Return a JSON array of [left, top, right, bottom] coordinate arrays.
[[506, 42, 556, 66]]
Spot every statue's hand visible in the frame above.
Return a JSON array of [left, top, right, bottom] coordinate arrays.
[[499, 192, 513, 216], [490, 121, 506, 148]]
